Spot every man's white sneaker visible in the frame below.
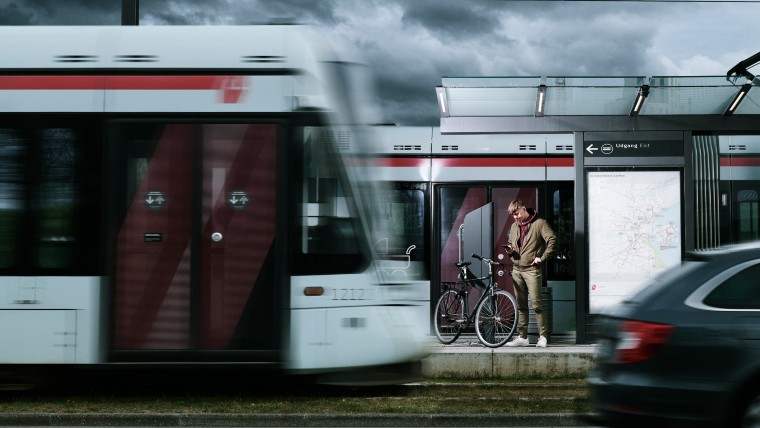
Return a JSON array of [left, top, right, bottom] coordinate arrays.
[[506, 336, 530, 347], [536, 336, 547, 348]]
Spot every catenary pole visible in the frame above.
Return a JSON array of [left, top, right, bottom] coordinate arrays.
[[122, 0, 139, 25]]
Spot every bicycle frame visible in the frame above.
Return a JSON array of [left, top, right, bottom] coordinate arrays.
[[446, 253, 503, 326], [434, 252, 518, 347]]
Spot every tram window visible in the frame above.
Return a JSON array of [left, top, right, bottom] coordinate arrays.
[[0, 122, 101, 274], [737, 189, 759, 242], [547, 184, 575, 280], [375, 189, 424, 257], [297, 126, 368, 274], [37, 129, 79, 268], [369, 187, 427, 281], [0, 129, 26, 269]]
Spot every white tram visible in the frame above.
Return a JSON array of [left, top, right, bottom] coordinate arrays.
[[355, 126, 578, 338], [0, 25, 429, 385]]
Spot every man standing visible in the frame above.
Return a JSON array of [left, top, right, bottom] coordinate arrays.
[[503, 199, 556, 348]]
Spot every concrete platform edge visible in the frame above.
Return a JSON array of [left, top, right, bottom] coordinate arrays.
[[422, 345, 597, 378]]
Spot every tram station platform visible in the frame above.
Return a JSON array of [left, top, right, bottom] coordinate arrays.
[[421, 335, 597, 379]]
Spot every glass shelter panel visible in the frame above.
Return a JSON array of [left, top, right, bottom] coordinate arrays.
[[736, 90, 760, 115], [644, 76, 741, 115], [544, 77, 645, 116], [447, 88, 537, 116]]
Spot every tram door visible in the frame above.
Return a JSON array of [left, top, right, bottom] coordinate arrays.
[[111, 123, 279, 355], [724, 181, 760, 245], [438, 186, 486, 315], [436, 185, 537, 310]]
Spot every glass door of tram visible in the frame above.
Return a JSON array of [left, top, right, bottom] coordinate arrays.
[[110, 122, 280, 357], [435, 185, 538, 322]]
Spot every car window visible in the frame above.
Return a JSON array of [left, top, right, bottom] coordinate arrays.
[[704, 263, 760, 309]]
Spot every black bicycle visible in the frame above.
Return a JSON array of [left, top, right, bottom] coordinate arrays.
[[433, 253, 518, 348]]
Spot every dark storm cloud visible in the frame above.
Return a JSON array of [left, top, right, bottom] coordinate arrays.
[[341, 1, 521, 125], [249, 0, 341, 25], [401, 0, 501, 41], [139, 0, 227, 24], [0, 0, 120, 24], [140, 0, 341, 25], [363, 44, 482, 125], [1, 1, 756, 125], [0, 2, 36, 24], [373, 67, 444, 126], [515, 8, 656, 76]]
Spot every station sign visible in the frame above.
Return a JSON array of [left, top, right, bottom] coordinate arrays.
[[584, 140, 683, 158]]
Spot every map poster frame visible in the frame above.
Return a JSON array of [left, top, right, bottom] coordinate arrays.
[[586, 168, 683, 314]]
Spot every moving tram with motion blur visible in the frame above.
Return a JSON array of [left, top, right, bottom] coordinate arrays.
[[0, 25, 429, 387]]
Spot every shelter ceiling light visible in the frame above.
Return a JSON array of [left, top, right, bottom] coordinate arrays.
[[436, 86, 449, 118], [535, 84, 547, 117], [629, 82, 650, 117], [724, 81, 752, 116]]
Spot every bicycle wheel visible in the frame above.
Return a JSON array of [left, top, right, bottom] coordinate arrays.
[[433, 289, 466, 344], [475, 290, 517, 348]]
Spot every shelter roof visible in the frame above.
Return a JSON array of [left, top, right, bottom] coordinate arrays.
[[437, 76, 760, 134]]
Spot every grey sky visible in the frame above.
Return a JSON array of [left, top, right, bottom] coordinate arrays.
[[2, 0, 759, 125]]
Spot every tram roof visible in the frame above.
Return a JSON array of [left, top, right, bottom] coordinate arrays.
[[437, 76, 760, 134]]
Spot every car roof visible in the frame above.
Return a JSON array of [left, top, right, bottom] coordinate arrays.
[[686, 242, 760, 262], [609, 243, 760, 316]]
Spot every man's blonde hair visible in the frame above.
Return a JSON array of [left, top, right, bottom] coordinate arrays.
[[507, 199, 525, 215]]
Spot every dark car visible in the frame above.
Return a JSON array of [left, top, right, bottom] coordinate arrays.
[[588, 244, 760, 428]]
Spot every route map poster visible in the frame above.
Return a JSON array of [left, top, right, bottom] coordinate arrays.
[[587, 170, 682, 313]]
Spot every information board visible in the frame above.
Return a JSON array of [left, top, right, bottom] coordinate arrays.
[[587, 170, 682, 313]]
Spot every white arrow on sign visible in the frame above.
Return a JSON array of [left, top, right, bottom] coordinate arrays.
[[586, 144, 598, 155]]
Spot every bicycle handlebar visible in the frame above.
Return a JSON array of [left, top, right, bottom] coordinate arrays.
[[471, 253, 503, 266]]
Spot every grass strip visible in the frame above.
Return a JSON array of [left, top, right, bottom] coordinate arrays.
[[0, 377, 592, 415]]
